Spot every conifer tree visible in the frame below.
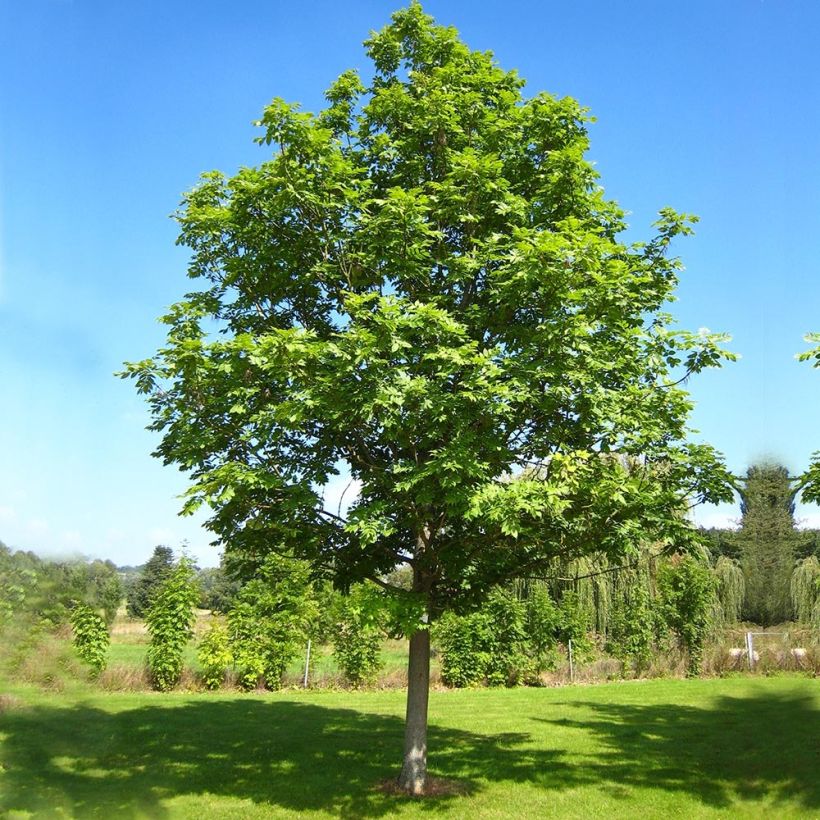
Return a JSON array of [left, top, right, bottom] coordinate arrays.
[[736, 463, 798, 625]]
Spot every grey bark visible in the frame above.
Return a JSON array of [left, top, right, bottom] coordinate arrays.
[[397, 625, 430, 794]]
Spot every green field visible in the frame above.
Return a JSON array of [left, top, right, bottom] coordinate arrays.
[[1, 676, 818, 818]]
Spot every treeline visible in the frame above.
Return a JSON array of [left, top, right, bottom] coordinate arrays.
[[0, 542, 122, 628], [120, 548, 763, 691]]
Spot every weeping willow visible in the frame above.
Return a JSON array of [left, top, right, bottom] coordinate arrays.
[[513, 546, 669, 639], [713, 556, 745, 625], [790, 556, 820, 624], [550, 555, 614, 635]]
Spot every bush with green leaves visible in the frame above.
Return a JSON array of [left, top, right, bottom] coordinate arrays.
[[197, 620, 233, 689], [658, 554, 715, 676], [228, 555, 317, 690], [555, 590, 594, 662], [523, 582, 562, 678], [70, 602, 109, 675], [607, 581, 656, 674], [437, 588, 529, 687], [436, 611, 488, 688], [332, 584, 384, 687], [146, 558, 199, 691]]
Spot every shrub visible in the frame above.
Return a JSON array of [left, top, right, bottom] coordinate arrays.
[[70, 602, 109, 675], [658, 554, 715, 676], [556, 591, 594, 662], [145, 558, 199, 691], [607, 582, 655, 674], [483, 589, 529, 686], [791, 556, 820, 625], [436, 588, 528, 687], [227, 555, 317, 690], [523, 583, 562, 680], [332, 584, 384, 687], [436, 611, 489, 687], [197, 621, 233, 689]]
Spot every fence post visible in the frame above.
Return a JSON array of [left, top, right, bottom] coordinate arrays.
[[746, 631, 754, 672], [303, 639, 311, 688], [568, 638, 575, 683]]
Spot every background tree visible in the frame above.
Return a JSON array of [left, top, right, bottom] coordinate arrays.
[[227, 555, 317, 690], [332, 583, 385, 687], [127, 545, 174, 618], [712, 555, 745, 625], [658, 554, 715, 676], [736, 463, 798, 625], [70, 603, 109, 676], [124, 3, 734, 793], [145, 557, 199, 691], [197, 564, 240, 613], [790, 556, 820, 625]]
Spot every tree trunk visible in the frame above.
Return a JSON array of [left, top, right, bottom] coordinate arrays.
[[397, 625, 430, 794]]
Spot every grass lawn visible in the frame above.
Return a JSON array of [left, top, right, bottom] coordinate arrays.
[[1, 676, 818, 818]]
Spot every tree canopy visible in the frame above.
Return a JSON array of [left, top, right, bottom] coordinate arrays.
[[124, 2, 734, 793]]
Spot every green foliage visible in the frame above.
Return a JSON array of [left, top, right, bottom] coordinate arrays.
[[227, 555, 317, 690], [0, 544, 122, 628], [658, 555, 715, 676], [0, 544, 39, 624], [713, 555, 745, 625], [608, 581, 656, 673], [790, 556, 820, 625], [436, 611, 490, 688], [197, 565, 241, 613], [123, 3, 734, 629], [736, 463, 798, 625], [128, 545, 175, 618], [197, 621, 233, 689], [69, 603, 109, 675], [437, 587, 546, 687], [555, 591, 594, 662], [699, 527, 741, 561], [522, 582, 562, 675], [145, 558, 199, 691], [482, 589, 529, 686], [332, 584, 384, 687]]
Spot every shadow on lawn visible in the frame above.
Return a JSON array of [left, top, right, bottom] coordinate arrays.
[[538, 687, 820, 810], [0, 698, 556, 818], [0, 687, 817, 817]]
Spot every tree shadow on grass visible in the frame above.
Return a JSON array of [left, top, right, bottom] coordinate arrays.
[[536, 687, 820, 811], [0, 697, 564, 818], [1, 687, 817, 817]]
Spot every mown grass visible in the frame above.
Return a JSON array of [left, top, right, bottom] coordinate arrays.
[[1, 676, 818, 818]]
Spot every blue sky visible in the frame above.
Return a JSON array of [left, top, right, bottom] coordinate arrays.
[[2, 0, 819, 566]]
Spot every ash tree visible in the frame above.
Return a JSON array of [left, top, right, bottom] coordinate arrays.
[[124, 3, 734, 794]]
